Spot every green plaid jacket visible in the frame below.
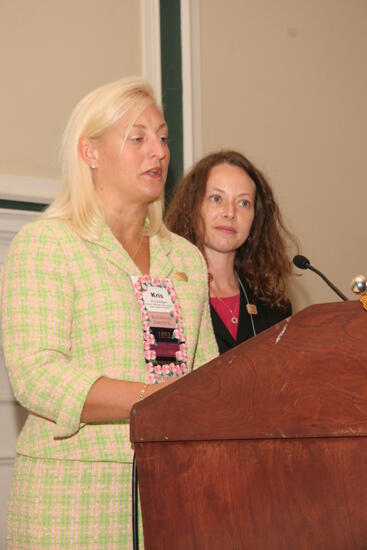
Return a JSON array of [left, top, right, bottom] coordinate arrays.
[[1, 219, 218, 462]]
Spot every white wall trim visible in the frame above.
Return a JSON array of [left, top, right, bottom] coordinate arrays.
[[141, 0, 199, 173], [181, 0, 195, 172], [0, 391, 15, 403], [0, 174, 61, 204], [188, 0, 203, 163], [0, 208, 36, 234], [141, 0, 162, 104], [0, 453, 15, 466]]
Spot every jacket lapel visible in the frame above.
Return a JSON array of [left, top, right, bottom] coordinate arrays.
[[92, 222, 138, 275], [149, 233, 174, 278], [90, 221, 174, 278]]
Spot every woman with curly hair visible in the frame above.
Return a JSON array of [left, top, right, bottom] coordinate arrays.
[[165, 150, 296, 354]]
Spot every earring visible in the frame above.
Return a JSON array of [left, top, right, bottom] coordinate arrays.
[[90, 164, 97, 170]]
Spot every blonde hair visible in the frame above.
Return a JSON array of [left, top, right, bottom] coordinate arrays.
[[43, 77, 169, 240]]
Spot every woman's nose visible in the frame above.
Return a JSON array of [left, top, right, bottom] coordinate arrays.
[[222, 203, 236, 219], [149, 136, 168, 159]]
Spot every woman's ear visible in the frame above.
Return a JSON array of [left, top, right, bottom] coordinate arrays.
[[78, 137, 98, 169]]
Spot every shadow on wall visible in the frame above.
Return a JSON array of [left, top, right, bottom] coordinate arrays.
[[288, 275, 313, 314], [14, 403, 28, 434]]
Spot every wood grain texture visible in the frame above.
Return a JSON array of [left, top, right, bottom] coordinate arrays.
[[131, 301, 367, 548], [137, 438, 367, 549], [131, 301, 367, 442]]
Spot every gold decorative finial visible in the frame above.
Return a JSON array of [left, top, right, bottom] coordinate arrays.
[[351, 274, 367, 311]]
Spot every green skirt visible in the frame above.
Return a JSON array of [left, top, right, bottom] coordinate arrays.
[[7, 456, 144, 549]]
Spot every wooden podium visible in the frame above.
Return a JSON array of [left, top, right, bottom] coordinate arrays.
[[130, 300, 367, 549]]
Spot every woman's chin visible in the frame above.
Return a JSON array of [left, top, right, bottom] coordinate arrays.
[[205, 244, 239, 256], [140, 182, 165, 203]]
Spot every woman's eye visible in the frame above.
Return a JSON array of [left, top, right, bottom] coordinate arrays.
[[209, 194, 222, 204], [128, 135, 144, 142], [160, 135, 169, 143], [239, 199, 250, 208]]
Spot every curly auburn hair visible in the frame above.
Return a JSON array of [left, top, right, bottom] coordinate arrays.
[[165, 150, 297, 308]]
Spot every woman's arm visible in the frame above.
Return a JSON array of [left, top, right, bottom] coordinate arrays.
[[81, 377, 173, 422], [0, 221, 172, 437]]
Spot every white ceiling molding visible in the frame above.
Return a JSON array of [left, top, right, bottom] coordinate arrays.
[[0, 174, 61, 204], [141, 0, 162, 104]]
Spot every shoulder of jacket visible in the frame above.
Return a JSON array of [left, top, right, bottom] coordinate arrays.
[[169, 232, 203, 258], [9, 220, 80, 260], [15, 218, 76, 243]]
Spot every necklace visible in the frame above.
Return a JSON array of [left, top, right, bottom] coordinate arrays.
[[130, 233, 145, 261], [210, 284, 240, 324]]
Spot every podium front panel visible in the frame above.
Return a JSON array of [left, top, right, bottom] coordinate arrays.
[[136, 437, 367, 550]]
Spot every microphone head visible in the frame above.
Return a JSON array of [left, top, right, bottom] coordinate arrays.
[[293, 255, 311, 269]]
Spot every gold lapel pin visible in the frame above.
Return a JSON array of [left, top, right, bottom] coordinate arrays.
[[175, 271, 188, 282]]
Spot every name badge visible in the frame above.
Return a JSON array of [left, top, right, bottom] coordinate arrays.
[[132, 276, 188, 384]]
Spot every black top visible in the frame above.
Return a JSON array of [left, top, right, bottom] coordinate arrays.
[[210, 280, 292, 355]]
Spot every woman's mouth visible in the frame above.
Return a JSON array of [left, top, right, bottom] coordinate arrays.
[[144, 167, 162, 178], [215, 226, 236, 234]]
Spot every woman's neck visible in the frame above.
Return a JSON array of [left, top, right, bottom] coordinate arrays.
[[205, 248, 239, 297], [96, 184, 148, 240], [102, 202, 150, 274], [104, 203, 148, 243]]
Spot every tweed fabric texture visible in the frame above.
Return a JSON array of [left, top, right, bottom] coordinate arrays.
[[1, 219, 218, 549], [7, 456, 143, 549], [1, 219, 218, 461]]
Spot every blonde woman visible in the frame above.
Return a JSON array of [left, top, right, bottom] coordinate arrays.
[[1, 78, 218, 548]]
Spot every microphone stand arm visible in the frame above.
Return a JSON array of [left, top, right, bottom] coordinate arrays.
[[308, 265, 349, 301]]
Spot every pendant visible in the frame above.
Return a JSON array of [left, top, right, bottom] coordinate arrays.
[[231, 316, 239, 324], [246, 304, 258, 315]]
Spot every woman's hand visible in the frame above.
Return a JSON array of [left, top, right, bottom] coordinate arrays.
[[142, 377, 177, 400], [81, 376, 179, 423]]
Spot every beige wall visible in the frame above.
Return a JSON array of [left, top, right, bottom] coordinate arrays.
[[2, 0, 366, 310], [0, 0, 142, 180], [198, 0, 367, 311]]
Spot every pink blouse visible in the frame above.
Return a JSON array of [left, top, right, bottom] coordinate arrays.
[[210, 294, 240, 340]]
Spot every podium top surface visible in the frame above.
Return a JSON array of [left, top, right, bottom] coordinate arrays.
[[130, 300, 367, 443]]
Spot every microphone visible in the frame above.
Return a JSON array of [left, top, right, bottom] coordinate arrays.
[[293, 255, 349, 302]]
